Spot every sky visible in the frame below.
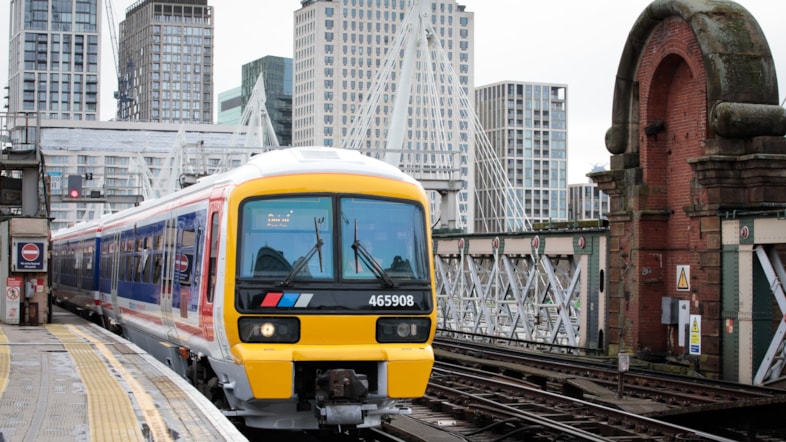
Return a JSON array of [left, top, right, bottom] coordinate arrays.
[[2, 0, 786, 184]]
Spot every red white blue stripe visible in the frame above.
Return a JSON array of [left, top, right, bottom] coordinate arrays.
[[259, 292, 314, 308]]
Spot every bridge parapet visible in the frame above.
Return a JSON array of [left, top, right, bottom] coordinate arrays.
[[433, 228, 608, 354]]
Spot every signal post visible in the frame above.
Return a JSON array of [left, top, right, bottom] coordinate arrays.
[[1, 218, 50, 325], [0, 112, 51, 325]]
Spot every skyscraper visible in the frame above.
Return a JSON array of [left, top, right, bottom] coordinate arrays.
[[475, 81, 569, 227], [117, 0, 213, 123], [293, 0, 475, 229], [7, 0, 102, 120]]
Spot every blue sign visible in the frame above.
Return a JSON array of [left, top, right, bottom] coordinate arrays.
[[16, 242, 44, 271]]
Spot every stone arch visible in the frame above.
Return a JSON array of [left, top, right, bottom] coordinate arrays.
[[593, 0, 786, 379], [606, 0, 781, 156], [639, 20, 708, 201]]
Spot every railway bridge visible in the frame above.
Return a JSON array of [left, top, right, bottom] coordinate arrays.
[[433, 214, 786, 387], [435, 0, 786, 388]]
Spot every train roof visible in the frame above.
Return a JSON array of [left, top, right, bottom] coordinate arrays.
[[51, 218, 101, 241], [223, 146, 420, 186], [53, 146, 423, 239], [167, 145, 422, 198]]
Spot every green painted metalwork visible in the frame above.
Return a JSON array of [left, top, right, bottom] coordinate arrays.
[[721, 244, 740, 382]]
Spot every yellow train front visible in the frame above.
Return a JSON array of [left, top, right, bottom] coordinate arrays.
[[211, 147, 436, 430]]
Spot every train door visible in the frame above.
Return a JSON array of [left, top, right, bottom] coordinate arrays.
[[203, 191, 229, 359], [199, 198, 222, 344], [161, 217, 180, 343], [74, 245, 83, 293], [173, 211, 204, 323], [109, 233, 122, 323]]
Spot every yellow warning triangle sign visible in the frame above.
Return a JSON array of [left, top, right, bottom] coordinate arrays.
[[677, 268, 689, 290], [691, 318, 699, 333]]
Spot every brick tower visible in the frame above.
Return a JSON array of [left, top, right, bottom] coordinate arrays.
[[592, 0, 786, 378]]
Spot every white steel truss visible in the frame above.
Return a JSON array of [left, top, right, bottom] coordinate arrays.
[[217, 73, 280, 174], [230, 73, 280, 151], [753, 245, 786, 384], [130, 73, 280, 203], [342, 0, 529, 232], [434, 240, 582, 352]]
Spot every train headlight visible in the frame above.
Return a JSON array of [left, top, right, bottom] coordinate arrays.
[[376, 317, 431, 343], [238, 317, 300, 343]]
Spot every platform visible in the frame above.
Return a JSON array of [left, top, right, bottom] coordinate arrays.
[[0, 306, 247, 442]]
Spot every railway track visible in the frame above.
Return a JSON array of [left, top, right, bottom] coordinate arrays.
[[244, 338, 786, 440], [435, 337, 784, 404], [432, 336, 786, 440], [376, 362, 735, 441]]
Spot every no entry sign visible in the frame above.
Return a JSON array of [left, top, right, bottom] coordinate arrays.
[[12, 239, 47, 271], [21, 243, 40, 261]]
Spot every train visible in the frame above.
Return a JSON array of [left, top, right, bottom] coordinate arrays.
[[51, 146, 437, 432]]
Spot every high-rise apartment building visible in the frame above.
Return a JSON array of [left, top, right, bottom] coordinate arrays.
[[117, 0, 213, 123], [7, 0, 102, 120], [241, 56, 293, 146], [568, 181, 609, 221], [293, 0, 475, 229], [475, 81, 569, 227]]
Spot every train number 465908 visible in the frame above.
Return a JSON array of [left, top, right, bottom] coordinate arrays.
[[368, 294, 416, 307]]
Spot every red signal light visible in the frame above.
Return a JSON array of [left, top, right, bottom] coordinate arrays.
[[67, 174, 82, 199]]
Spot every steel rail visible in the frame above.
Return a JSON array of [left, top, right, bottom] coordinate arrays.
[[429, 363, 738, 441], [434, 337, 785, 404]]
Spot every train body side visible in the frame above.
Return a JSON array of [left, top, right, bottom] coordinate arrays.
[[52, 185, 228, 376], [51, 220, 102, 319]]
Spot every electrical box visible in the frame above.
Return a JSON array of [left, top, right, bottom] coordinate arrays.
[[661, 297, 679, 324]]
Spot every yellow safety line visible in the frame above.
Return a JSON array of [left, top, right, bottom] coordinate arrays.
[[47, 324, 162, 442], [63, 324, 174, 442], [0, 326, 9, 397]]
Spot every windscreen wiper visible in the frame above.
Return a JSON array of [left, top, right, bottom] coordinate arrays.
[[352, 219, 397, 288], [281, 217, 324, 286]]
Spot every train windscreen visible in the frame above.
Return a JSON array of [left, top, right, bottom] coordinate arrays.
[[235, 195, 432, 313]]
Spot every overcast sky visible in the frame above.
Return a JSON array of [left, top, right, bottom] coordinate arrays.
[[2, 0, 786, 183]]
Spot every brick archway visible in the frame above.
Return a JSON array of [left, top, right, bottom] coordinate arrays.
[[592, 0, 786, 378]]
